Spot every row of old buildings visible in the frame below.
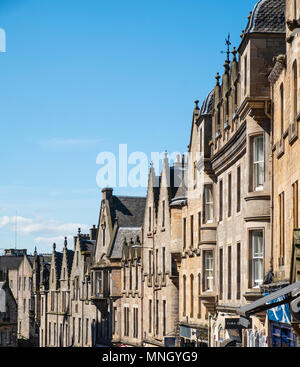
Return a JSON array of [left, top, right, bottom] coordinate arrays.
[[1, 0, 300, 348]]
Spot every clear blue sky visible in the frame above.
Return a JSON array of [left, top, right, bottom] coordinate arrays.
[[0, 0, 257, 253]]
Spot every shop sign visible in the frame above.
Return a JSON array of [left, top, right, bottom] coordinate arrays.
[[164, 337, 176, 347], [225, 317, 252, 330]]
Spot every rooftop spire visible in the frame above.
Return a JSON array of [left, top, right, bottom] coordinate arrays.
[[194, 100, 199, 110], [64, 237, 68, 249], [221, 33, 232, 63]]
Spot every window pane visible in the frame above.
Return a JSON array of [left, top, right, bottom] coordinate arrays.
[[254, 136, 263, 163], [252, 231, 263, 287]]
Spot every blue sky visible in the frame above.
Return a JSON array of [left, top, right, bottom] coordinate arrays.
[[0, 0, 257, 253]]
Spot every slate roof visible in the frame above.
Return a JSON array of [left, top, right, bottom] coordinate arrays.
[[109, 196, 146, 228], [245, 0, 285, 34], [168, 162, 188, 203], [66, 249, 74, 277], [110, 227, 141, 259], [0, 256, 23, 271], [200, 90, 214, 116], [54, 251, 63, 282]]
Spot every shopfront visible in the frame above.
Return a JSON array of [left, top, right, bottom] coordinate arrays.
[[266, 294, 297, 347], [179, 325, 208, 347]]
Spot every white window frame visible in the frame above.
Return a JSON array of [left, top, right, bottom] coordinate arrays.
[[252, 135, 264, 192], [204, 250, 214, 291], [204, 185, 213, 223], [251, 230, 264, 288]]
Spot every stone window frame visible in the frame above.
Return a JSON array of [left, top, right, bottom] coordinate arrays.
[[293, 180, 299, 229], [236, 242, 241, 300], [202, 249, 215, 292], [219, 247, 223, 301], [190, 274, 194, 318], [227, 245, 232, 300], [237, 165, 241, 213], [228, 172, 232, 218], [279, 191, 285, 267], [248, 228, 265, 289]]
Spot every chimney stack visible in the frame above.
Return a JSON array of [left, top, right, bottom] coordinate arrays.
[[102, 188, 113, 201], [90, 225, 97, 241]]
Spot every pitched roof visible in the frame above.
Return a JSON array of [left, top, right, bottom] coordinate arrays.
[[245, 0, 285, 34], [111, 227, 141, 259], [109, 196, 146, 228], [0, 256, 24, 271], [66, 249, 74, 277], [53, 251, 63, 282]]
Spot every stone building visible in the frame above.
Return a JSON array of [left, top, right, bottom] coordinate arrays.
[[90, 188, 145, 346], [175, 92, 215, 347], [266, 0, 300, 347], [0, 276, 18, 347], [207, 0, 286, 347], [40, 229, 99, 347], [120, 235, 143, 346], [142, 155, 186, 347], [0, 248, 50, 346]]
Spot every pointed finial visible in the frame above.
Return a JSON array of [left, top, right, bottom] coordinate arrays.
[[64, 237, 68, 249], [215, 72, 220, 85], [224, 59, 230, 73], [164, 151, 168, 160], [53, 243, 56, 251], [34, 246, 37, 254], [78, 228, 81, 235], [194, 100, 199, 110], [232, 47, 237, 62]]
